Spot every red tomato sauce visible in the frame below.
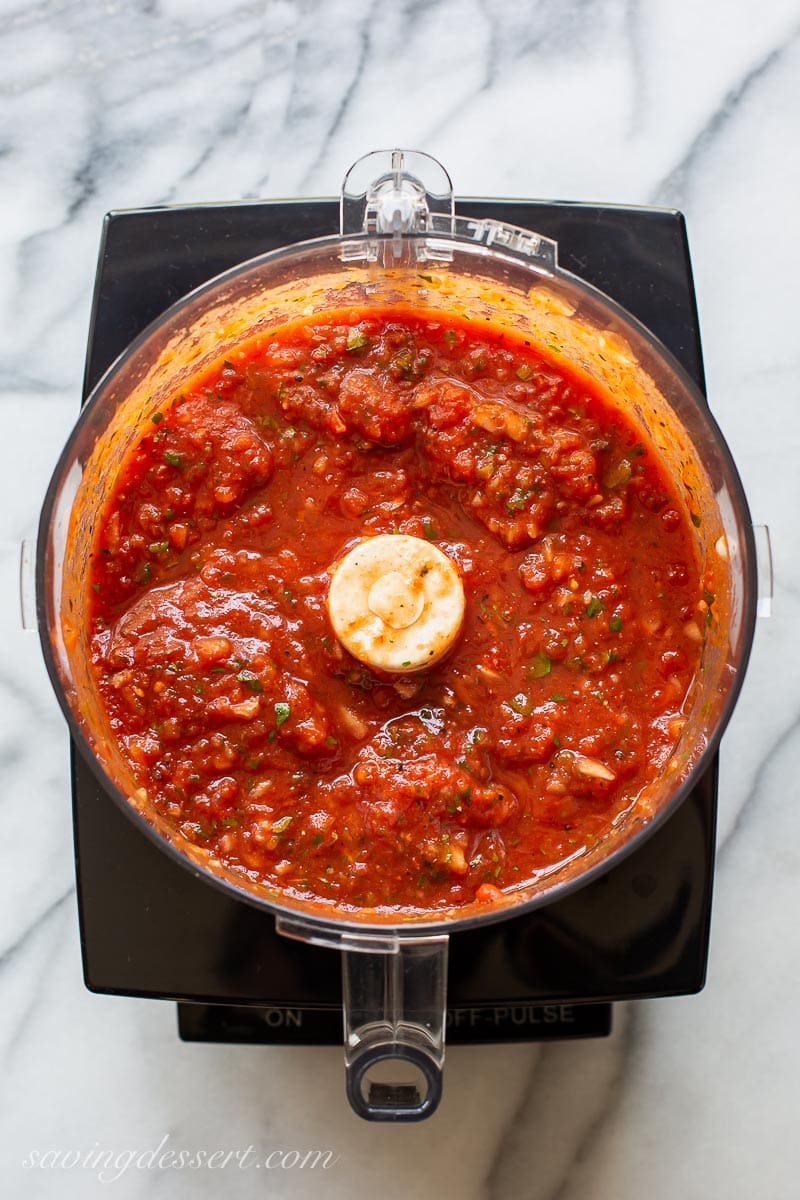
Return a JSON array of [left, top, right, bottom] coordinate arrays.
[[87, 309, 705, 912]]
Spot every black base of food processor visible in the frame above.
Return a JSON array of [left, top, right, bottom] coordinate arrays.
[[74, 195, 715, 1047]]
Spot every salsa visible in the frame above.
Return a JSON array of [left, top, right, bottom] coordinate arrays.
[[87, 308, 707, 912]]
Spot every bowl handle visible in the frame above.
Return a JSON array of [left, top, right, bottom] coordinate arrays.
[[341, 935, 448, 1121], [275, 916, 448, 1121]]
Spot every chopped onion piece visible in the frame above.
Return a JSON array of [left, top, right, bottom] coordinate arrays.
[[575, 756, 616, 782]]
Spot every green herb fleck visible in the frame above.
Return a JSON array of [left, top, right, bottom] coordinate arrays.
[[274, 701, 291, 727], [237, 670, 263, 694], [151, 411, 163, 424], [509, 693, 533, 716], [423, 520, 436, 540], [163, 450, 183, 468], [393, 351, 414, 379], [443, 329, 457, 347], [550, 692, 567, 703], [506, 488, 528, 513], [609, 615, 624, 633], [585, 596, 605, 618], [148, 541, 169, 554]]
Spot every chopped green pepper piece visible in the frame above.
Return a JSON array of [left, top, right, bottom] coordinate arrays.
[[346, 328, 369, 351], [528, 651, 552, 679], [602, 459, 632, 489], [585, 596, 604, 618]]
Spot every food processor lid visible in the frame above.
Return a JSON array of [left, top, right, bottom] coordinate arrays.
[[339, 148, 557, 270]]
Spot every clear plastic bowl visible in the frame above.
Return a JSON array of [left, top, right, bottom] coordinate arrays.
[[37, 151, 757, 1120]]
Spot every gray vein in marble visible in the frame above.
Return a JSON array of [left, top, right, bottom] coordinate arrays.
[[3, 247, 88, 364], [480, 0, 621, 65], [4, 0, 81, 31], [0, 374, 68, 394], [1, 901, 74, 1084], [484, 1007, 634, 1200], [0, 885, 73, 972], [160, 80, 260, 206], [649, 21, 800, 205], [623, 0, 646, 136], [0, 1, 278, 97], [716, 710, 800, 861], [64, 106, 104, 223], [0, 668, 62, 739], [423, 0, 634, 149], [416, 1, 490, 145], [297, 9, 374, 192]]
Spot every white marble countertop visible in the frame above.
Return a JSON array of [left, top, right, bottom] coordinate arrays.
[[2, 0, 798, 1195]]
